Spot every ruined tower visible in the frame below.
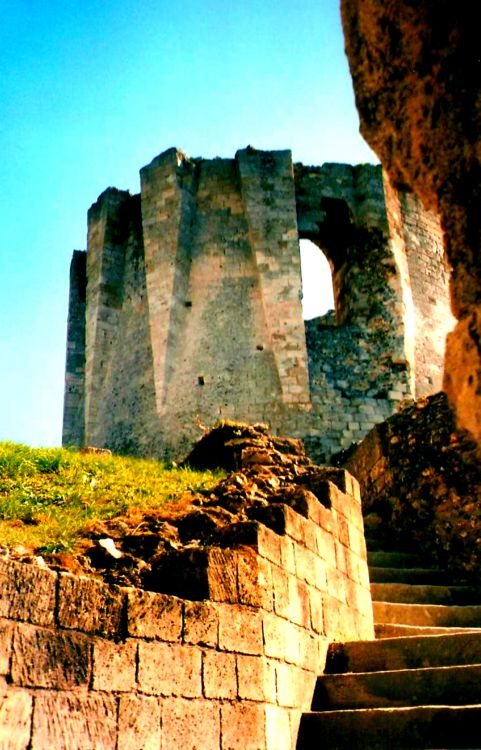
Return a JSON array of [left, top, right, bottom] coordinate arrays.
[[63, 146, 454, 461]]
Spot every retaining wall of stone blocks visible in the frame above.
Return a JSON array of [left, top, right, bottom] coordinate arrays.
[[0, 472, 373, 750]]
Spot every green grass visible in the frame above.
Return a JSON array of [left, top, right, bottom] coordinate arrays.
[[0, 442, 223, 555]]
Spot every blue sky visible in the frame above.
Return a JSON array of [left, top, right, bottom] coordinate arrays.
[[0, 0, 376, 447]]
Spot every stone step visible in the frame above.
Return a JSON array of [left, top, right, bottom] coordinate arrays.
[[297, 705, 481, 749], [365, 537, 417, 553], [373, 601, 481, 628], [375, 623, 481, 639], [371, 582, 481, 605], [368, 550, 428, 568], [312, 663, 481, 710], [325, 631, 481, 673], [369, 565, 449, 584]]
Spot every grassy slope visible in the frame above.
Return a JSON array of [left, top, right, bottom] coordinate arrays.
[[0, 442, 223, 555]]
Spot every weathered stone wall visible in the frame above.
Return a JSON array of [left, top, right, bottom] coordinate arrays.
[[62, 251, 86, 448], [0, 473, 373, 749], [336, 393, 481, 574], [296, 162, 414, 455], [340, 0, 481, 449], [399, 192, 455, 396], [81, 190, 161, 457], [63, 146, 453, 462]]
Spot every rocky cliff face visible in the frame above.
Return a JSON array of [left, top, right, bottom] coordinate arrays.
[[341, 0, 481, 449], [336, 393, 481, 574]]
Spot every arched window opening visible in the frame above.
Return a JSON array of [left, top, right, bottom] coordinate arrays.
[[300, 239, 335, 321]]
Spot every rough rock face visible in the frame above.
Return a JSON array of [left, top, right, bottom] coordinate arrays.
[[341, 0, 481, 447], [336, 393, 481, 574]]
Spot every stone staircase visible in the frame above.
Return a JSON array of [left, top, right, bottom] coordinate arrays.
[[296, 539, 481, 748]]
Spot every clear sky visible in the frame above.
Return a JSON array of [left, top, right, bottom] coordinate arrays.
[[0, 0, 377, 448]]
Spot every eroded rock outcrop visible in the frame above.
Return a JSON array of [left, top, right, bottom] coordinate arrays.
[[341, 1, 481, 448], [336, 393, 481, 574]]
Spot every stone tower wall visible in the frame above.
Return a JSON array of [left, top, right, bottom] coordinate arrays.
[[63, 147, 454, 462], [62, 251, 87, 448]]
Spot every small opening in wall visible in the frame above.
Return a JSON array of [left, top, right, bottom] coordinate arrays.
[[299, 239, 335, 320], [256, 344, 264, 351], [198, 376, 205, 386], [185, 300, 192, 308]]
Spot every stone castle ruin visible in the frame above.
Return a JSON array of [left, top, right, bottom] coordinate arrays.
[[62, 146, 454, 461], [9, 6, 481, 747]]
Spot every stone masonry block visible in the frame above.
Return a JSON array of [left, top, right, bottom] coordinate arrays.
[[317, 504, 334, 534], [265, 705, 292, 750], [315, 527, 337, 568], [309, 587, 324, 635], [118, 695, 161, 750], [237, 548, 262, 608], [137, 642, 202, 697], [202, 650, 237, 699], [11, 623, 91, 689], [271, 565, 290, 619], [0, 560, 56, 627], [183, 601, 218, 647], [57, 574, 124, 638], [279, 536, 296, 576], [343, 547, 358, 584], [283, 621, 302, 666], [206, 547, 239, 603], [314, 557, 328, 590], [281, 505, 304, 543], [263, 612, 287, 661], [333, 511, 350, 548], [0, 689, 32, 750], [325, 566, 348, 604], [221, 702, 267, 750], [322, 594, 349, 640], [335, 603, 367, 642], [302, 519, 318, 553], [298, 628, 327, 673], [161, 697, 220, 750], [218, 603, 263, 655], [352, 581, 375, 618], [335, 492, 365, 532], [348, 525, 368, 560], [276, 663, 314, 709], [256, 557, 274, 611], [287, 576, 310, 628], [93, 638, 137, 692], [0, 619, 14, 675], [297, 490, 322, 524], [237, 654, 276, 703], [257, 525, 282, 566], [32, 692, 117, 750], [356, 556, 371, 589], [334, 540, 348, 575], [127, 588, 182, 641], [294, 545, 319, 587]]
